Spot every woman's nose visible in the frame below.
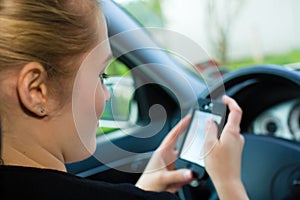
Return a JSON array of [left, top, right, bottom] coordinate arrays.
[[103, 84, 111, 101]]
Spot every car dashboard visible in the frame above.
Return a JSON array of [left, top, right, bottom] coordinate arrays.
[[250, 98, 300, 142]]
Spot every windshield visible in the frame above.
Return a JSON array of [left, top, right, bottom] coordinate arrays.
[[114, 0, 300, 74]]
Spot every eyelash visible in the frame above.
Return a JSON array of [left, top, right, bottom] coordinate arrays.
[[99, 73, 109, 83]]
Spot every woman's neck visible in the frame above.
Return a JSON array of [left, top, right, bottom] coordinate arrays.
[[2, 136, 67, 172]]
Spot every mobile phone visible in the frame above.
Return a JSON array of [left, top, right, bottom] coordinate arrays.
[[175, 98, 227, 179]]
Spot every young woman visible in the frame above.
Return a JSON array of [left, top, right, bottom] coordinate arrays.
[[0, 0, 248, 199]]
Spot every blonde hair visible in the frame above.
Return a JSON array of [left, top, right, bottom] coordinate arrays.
[[0, 0, 100, 79]]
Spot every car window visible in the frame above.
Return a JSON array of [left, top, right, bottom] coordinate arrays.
[[97, 58, 137, 136]]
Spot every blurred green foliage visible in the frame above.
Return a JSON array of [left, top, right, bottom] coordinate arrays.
[[119, 0, 166, 27], [97, 127, 119, 136], [106, 59, 130, 76], [227, 49, 300, 70]]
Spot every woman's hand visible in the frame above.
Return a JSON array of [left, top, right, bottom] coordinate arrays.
[[135, 116, 194, 193], [204, 96, 249, 200]]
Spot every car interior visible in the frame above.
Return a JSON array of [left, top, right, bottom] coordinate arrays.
[[66, 1, 300, 200]]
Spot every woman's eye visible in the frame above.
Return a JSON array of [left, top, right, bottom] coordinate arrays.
[[99, 73, 109, 83]]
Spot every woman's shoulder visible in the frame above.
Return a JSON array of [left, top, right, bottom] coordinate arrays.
[[0, 165, 179, 200]]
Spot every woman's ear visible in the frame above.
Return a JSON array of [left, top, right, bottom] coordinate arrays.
[[17, 62, 48, 117]]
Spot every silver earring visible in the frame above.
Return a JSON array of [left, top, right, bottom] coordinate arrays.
[[40, 107, 45, 114]]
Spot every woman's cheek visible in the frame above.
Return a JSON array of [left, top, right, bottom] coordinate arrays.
[[95, 83, 106, 119]]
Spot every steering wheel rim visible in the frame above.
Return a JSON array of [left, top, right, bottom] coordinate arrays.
[[180, 65, 300, 200], [242, 134, 300, 200]]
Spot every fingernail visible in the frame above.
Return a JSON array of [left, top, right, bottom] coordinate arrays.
[[206, 119, 213, 125], [183, 170, 193, 179], [205, 120, 213, 131]]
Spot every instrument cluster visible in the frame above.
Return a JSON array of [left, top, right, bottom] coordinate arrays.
[[250, 98, 300, 142]]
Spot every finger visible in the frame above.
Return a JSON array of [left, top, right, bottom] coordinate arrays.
[[162, 169, 193, 189], [222, 96, 243, 135], [166, 183, 183, 194], [159, 115, 191, 149], [204, 120, 218, 150], [223, 95, 242, 125], [240, 134, 245, 145]]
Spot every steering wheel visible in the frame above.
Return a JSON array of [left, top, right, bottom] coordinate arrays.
[[179, 65, 300, 200]]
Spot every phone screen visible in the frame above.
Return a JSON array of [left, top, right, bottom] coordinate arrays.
[[179, 110, 222, 167]]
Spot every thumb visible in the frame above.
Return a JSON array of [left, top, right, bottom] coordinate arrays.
[[159, 115, 191, 149], [162, 169, 193, 186], [204, 120, 218, 151]]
